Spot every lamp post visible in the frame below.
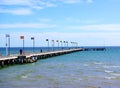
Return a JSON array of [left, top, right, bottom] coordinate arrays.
[[60, 41, 62, 50], [20, 36, 24, 54], [71, 42, 73, 49], [46, 39, 49, 52], [73, 42, 75, 48], [8, 35, 10, 55], [56, 40, 59, 50], [76, 42, 78, 48], [5, 34, 10, 56], [31, 37, 35, 53], [66, 41, 68, 49], [52, 40, 54, 51], [75, 42, 77, 48], [63, 41, 66, 50], [75, 42, 76, 48]]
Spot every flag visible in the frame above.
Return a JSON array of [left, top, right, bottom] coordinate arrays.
[[6, 34, 10, 37], [31, 37, 34, 40], [20, 36, 24, 39]]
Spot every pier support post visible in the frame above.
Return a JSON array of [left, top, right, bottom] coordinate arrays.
[[17, 56, 26, 64]]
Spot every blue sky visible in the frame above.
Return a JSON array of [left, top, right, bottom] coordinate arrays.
[[0, 0, 120, 47]]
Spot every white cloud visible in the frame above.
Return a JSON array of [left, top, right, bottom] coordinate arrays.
[[31, 6, 43, 10], [0, 23, 56, 29], [1, 32, 120, 47], [0, 0, 93, 15], [38, 32, 120, 46], [59, 0, 94, 4], [87, 0, 93, 3], [29, 0, 56, 9], [0, 8, 33, 15], [0, 0, 57, 15], [0, 0, 30, 5], [0, 0, 56, 9], [59, 0, 81, 4], [65, 17, 81, 22], [65, 17, 103, 24], [38, 18, 52, 23], [81, 19, 103, 24], [0, 0, 88, 6], [68, 24, 120, 31], [44, 2, 57, 7]]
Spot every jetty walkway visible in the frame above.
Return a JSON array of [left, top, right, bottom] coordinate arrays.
[[0, 48, 83, 68]]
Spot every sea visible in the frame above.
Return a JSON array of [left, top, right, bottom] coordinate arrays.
[[0, 46, 120, 88], [0, 47, 65, 56]]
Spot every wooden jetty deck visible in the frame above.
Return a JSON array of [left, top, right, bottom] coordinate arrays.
[[0, 48, 83, 68]]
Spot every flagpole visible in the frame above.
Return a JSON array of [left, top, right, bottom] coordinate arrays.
[[20, 36, 24, 55], [56, 40, 59, 50], [8, 35, 10, 55], [60, 41, 62, 50], [46, 39, 49, 52], [5, 34, 8, 56], [33, 38, 35, 53], [52, 40, 54, 51], [48, 40, 49, 51], [31, 37, 35, 53]]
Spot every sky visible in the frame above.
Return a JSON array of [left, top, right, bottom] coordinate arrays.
[[0, 0, 120, 47]]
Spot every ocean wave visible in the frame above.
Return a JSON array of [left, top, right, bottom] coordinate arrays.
[[104, 70, 114, 73], [111, 73, 120, 76], [104, 76, 116, 80], [83, 62, 103, 67], [21, 75, 28, 78], [93, 62, 103, 65], [83, 64, 89, 66], [103, 65, 120, 68], [104, 73, 120, 80]]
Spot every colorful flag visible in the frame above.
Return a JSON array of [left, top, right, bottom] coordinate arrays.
[[20, 36, 24, 39], [31, 37, 34, 40], [6, 34, 10, 37]]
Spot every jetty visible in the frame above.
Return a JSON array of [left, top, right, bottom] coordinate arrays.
[[0, 48, 83, 68], [83, 47, 106, 51]]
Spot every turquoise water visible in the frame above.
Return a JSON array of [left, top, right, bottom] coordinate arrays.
[[0, 47, 120, 88]]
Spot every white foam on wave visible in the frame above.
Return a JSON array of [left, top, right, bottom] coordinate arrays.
[[104, 70, 114, 73], [105, 76, 116, 80], [21, 75, 28, 78], [111, 73, 120, 76], [78, 78, 82, 81], [105, 73, 120, 80], [83, 64, 89, 66], [112, 66, 120, 68], [93, 62, 103, 65], [103, 65, 120, 68]]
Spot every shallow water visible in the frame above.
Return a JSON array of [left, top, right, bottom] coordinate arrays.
[[0, 47, 120, 88]]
